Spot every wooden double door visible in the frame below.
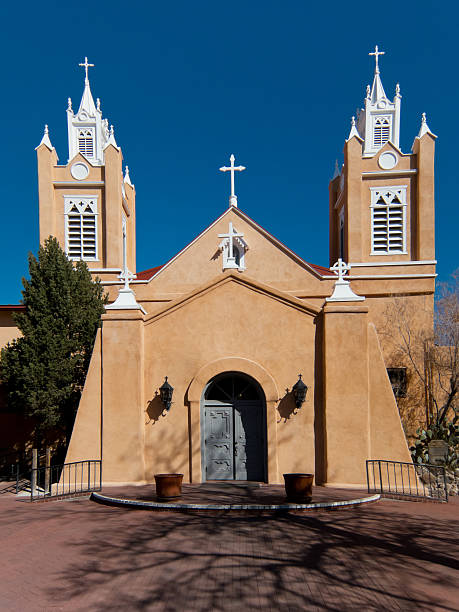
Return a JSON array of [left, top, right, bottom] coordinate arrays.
[[203, 374, 266, 481]]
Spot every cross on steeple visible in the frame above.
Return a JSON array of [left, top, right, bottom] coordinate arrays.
[[369, 45, 385, 74], [79, 56, 94, 83], [219, 154, 246, 207]]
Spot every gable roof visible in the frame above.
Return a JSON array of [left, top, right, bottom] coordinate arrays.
[[143, 270, 320, 326], [133, 206, 330, 283]]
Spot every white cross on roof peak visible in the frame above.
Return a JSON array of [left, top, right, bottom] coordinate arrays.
[[219, 154, 246, 207]]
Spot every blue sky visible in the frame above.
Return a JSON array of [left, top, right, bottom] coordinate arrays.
[[0, 0, 457, 302]]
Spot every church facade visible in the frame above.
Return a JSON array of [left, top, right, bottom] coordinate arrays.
[[5, 50, 438, 487]]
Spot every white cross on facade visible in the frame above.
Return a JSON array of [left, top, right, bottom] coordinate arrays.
[[219, 154, 246, 207], [119, 217, 136, 289], [330, 258, 351, 283], [218, 221, 245, 268], [369, 45, 385, 74], [79, 56, 95, 83]]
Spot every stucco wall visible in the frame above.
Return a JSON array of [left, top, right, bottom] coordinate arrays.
[[142, 274, 318, 484]]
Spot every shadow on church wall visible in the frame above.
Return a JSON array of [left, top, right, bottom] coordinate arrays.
[[210, 249, 221, 262], [276, 390, 297, 422], [313, 313, 326, 484], [145, 394, 167, 425]]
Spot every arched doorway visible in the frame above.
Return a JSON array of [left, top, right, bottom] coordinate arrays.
[[201, 372, 267, 481]]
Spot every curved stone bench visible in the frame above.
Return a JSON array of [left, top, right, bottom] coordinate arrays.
[[90, 491, 381, 512]]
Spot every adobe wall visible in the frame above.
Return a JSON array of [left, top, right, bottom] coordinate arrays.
[[0, 311, 20, 349], [142, 276, 318, 484]]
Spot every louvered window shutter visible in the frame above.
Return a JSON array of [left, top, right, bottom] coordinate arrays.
[[371, 188, 406, 255], [78, 129, 94, 157], [65, 198, 98, 260]]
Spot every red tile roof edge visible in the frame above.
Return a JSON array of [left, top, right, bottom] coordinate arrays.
[[134, 265, 164, 281], [0, 305, 25, 310]]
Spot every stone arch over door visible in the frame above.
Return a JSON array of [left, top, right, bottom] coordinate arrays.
[[187, 357, 279, 483]]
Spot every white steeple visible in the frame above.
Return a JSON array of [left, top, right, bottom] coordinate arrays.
[[67, 57, 110, 165], [356, 46, 401, 156]]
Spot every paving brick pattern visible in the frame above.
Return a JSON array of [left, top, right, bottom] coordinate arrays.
[[0, 486, 458, 611]]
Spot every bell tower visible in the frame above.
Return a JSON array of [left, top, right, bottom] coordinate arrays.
[[356, 46, 401, 156], [66, 57, 109, 166], [329, 47, 436, 269], [36, 58, 137, 284]]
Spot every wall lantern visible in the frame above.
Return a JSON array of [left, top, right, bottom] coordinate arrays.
[[292, 374, 308, 408], [159, 376, 174, 411]]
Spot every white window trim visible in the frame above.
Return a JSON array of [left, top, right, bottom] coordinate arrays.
[[64, 195, 99, 262], [370, 185, 407, 256]]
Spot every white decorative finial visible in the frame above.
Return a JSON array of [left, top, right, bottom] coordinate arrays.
[[105, 219, 146, 314], [79, 56, 94, 83], [331, 258, 350, 282], [366, 84, 370, 98], [67, 97, 72, 111], [36, 124, 53, 150], [219, 154, 246, 208], [369, 45, 385, 74], [124, 165, 133, 186], [104, 124, 118, 150], [44, 124, 49, 134], [415, 111, 436, 141], [347, 116, 361, 141], [96, 98, 101, 111], [119, 218, 135, 290], [326, 259, 365, 302], [395, 83, 401, 97]]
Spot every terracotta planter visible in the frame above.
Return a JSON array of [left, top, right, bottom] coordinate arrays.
[[283, 473, 313, 503], [154, 473, 183, 500]]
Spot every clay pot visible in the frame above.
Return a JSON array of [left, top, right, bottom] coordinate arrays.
[[283, 473, 313, 503], [154, 473, 183, 500]]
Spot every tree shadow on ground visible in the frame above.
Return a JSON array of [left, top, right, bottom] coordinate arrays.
[[45, 501, 459, 611]]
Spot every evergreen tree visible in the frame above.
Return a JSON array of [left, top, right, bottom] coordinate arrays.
[[0, 237, 106, 444]]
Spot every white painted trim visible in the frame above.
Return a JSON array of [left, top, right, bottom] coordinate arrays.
[[101, 280, 145, 285], [362, 169, 417, 177], [90, 268, 122, 273], [348, 273, 437, 280], [349, 260, 436, 267], [53, 181, 105, 186]]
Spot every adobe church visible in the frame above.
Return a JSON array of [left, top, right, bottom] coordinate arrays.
[[5, 49, 438, 487]]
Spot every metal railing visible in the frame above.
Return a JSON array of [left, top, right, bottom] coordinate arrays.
[[0, 450, 31, 494], [366, 459, 448, 502], [31, 459, 101, 500]]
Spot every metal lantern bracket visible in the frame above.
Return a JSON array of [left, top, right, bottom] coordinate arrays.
[[159, 376, 174, 411], [292, 374, 308, 409]]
